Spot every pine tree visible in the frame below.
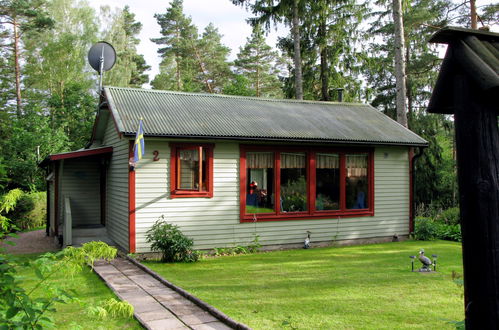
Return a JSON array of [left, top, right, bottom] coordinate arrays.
[[232, 0, 306, 100], [234, 25, 283, 98], [151, 0, 199, 91], [194, 23, 232, 93], [302, 0, 366, 101], [0, 0, 53, 116]]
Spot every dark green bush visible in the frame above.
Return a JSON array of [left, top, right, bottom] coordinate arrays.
[[10, 192, 46, 230], [435, 207, 460, 225], [414, 217, 462, 242], [435, 223, 462, 242], [413, 217, 438, 241], [146, 217, 199, 263]]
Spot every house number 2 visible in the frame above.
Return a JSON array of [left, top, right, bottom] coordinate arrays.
[[153, 150, 160, 161]]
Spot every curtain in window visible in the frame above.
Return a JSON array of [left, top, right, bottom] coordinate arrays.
[[316, 153, 339, 169], [346, 154, 368, 176], [247, 152, 273, 168], [281, 153, 306, 169], [179, 149, 199, 161]]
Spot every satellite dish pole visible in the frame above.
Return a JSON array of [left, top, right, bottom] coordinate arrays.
[[99, 45, 105, 92], [88, 41, 116, 94]]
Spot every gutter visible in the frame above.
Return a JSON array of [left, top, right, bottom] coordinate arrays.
[[410, 146, 425, 233]]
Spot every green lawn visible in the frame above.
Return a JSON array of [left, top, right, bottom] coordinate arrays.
[[13, 254, 142, 330], [144, 240, 464, 329]]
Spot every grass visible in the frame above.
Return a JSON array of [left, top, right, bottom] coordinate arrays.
[[143, 240, 464, 329], [12, 253, 142, 330]]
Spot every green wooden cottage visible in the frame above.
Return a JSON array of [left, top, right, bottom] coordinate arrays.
[[42, 87, 427, 253]]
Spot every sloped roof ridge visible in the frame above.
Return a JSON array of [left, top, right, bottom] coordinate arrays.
[[104, 86, 366, 106]]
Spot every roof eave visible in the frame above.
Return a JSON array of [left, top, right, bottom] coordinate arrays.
[[122, 132, 428, 148]]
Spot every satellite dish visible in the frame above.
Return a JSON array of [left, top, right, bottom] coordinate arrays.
[[88, 41, 116, 73]]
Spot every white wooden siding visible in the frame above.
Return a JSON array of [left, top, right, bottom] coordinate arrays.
[[60, 158, 101, 226], [134, 141, 410, 252], [102, 119, 129, 251]]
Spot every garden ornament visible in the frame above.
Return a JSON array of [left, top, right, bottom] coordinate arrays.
[[418, 249, 433, 271], [304, 231, 311, 249]]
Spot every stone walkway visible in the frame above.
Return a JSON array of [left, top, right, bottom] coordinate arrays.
[[93, 257, 247, 330]]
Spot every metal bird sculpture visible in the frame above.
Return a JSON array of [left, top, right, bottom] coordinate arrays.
[[304, 231, 311, 249], [418, 249, 433, 271]]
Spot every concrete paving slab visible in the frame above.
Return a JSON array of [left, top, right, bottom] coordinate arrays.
[[191, 322, 234, 330], [93, 257, 249, 330], [167, 303, 206, 316], [132, 301, 165, 314], [147, 318, 189, 330], [136, 309, 177, 322], [179, 312, 218, 326]]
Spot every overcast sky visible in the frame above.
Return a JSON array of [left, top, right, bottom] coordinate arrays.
[[87, 0, 285, 85]]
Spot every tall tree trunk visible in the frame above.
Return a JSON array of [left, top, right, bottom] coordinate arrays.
[[470, 0, 477, 29], [319, 19, 329, 101], [405, 44, 413, 120], [175, 29, 182, 90], [392, 0, 408, 127], [13, 18, 22, 116], [291, 0, 303, 100], [193, 47, 213, 93]]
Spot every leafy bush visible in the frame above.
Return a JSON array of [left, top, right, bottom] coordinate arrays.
[[413, 217, 438, 241], [0, 189, 24, 237], [435, 207, 460, 225], [413, 217, 461, 242], [146, 217, 199, 263], [435, 223, 462, 242], [11, 192, 46, 230], [0, 242, 119, 329]]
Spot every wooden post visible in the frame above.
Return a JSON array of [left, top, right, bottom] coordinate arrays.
[[454, 71, 499, 328]]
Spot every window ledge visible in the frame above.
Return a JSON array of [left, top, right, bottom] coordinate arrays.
[[170, 191, 213, 198], [241, 211, 374, 222]]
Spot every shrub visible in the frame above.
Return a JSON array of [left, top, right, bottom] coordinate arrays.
[[414, 217, 462, 242], [435, 223, 462, 242], [146, 217, 199, 263], [413, 217, 438, 241], [435, 207, 460, 226], [11, 192, 46, 230]]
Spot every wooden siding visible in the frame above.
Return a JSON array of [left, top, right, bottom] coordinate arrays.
[[60, 158, 101, 226], [103, 119, 129, 251], [134, 141, 410, 252]]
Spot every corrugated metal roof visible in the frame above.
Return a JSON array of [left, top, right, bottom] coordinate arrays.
[[104, 86, 428, 146]]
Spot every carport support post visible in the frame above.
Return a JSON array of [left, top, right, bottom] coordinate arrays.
[[454, 72, 499, 328]]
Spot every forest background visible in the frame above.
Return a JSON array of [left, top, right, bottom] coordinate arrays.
[[0, 0, 497, 230]]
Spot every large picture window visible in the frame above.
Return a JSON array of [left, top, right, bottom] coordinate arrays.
[[240, 146, 374, 222], [170, 143, 214, 198]]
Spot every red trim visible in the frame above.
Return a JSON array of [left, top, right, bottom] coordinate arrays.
[[239, 145, 375, 222], [54, 162, 59, 236], [128, 141, 136, 253], [49, 147, 113, 161], [169, 143, 214, 198], [409, 147, 414, 233]]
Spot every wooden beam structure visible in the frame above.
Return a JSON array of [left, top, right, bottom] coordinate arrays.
[[428, 27, 499, 328]]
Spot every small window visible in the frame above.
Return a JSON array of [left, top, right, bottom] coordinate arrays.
[[170, 143, 214, 198]]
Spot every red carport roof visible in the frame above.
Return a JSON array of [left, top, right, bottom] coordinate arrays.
[[39, 147, 113, 167]]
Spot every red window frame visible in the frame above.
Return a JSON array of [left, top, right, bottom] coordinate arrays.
[[240, 145, 374, 222], [170, 143, 214, 198]]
